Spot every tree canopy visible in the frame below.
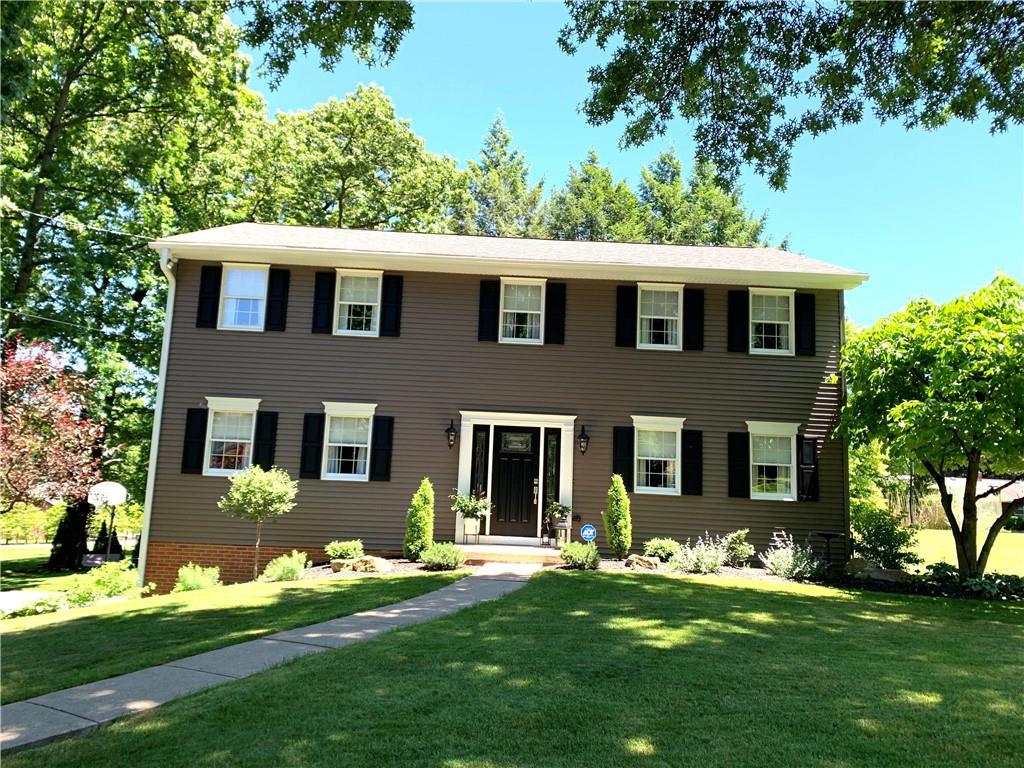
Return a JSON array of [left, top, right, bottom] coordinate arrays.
[[559, 1, 1024, 189], [839, 275, 1024, 577]]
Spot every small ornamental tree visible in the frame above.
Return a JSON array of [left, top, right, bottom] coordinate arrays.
[[603, 474, 632, 558], [217, 466, 298, 580], [839, 276, 1024, 578], [403, 477, 435, 560]]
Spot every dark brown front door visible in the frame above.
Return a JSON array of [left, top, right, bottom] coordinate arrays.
[[490, 426, 540, 536]]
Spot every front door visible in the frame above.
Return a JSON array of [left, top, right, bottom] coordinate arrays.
[[490, 426, 540, 536]]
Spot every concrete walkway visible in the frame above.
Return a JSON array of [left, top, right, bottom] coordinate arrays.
[[1, 563, 539, 754]]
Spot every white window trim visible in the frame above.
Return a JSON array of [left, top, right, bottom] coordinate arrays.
[[321, 401, 377, 481], [499, 277, 546, 345], [631, 415, 685, 495], [749, 287, 795, 356], [636, 282, 684, 351], [746, 420, 800, 501], [218, 263, 269, 332], [334, 268, 384, 338], [202, 396, 261, 477]]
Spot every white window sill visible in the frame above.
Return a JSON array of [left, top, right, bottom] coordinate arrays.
[[498, 337, 543, 345], [636, 344, 682, 352], [322, 474, 369, 482], [749, 348, 794, 357], [750, 491, 797, 502], [216, 325, 263, 333], [203, 467, 249, 477], [635, 486, 680, 496], [334, 330, 380, 338]]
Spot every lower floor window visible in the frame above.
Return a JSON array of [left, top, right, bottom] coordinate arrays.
[[324, 415, 371, 480], [207, 410, 255, 474], [636, 428, 678, 493], [750, 434, 794, 498]]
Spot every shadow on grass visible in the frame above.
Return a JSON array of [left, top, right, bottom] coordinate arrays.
[[10, 571, 1024, 768], [0, 555, 85, 593]]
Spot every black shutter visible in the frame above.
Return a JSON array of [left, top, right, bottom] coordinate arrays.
[[478, 279, 500, 342], [795, 293, 816, 356], [545, 282, 566, 344], [612, 426, 634, 492], [681, 429, 703, 495], [311, 272, 335, 333], [727, 432, 750, 498], [682, 288, 704, 351], [797, 436, 820, 501], [196, 265, 222, 328], [615, 285, 638, 347], [264, 269, 290, 331], [181, 408, 208, 474], [299, 414, 325, 478], [369, 415, 394, 481], [380, 275, 403, 337], [727, 290, 749, 352], [253, 412, 278, 469]]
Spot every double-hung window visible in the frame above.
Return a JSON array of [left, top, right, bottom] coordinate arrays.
[[219, 264, 269, 331], [632, 416, 685, 495], [750, 288, 794, 355], [203, 397, 260, 476], [335, 269, 382, 337], [747, 421, 799, 500], [499, 278, 545, 344], [637, 284, 683, 350], [322, 402, 376, 481]]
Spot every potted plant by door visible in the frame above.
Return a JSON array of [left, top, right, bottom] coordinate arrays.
[[544, 502, 572, 547], [450, 491, 493, 543]]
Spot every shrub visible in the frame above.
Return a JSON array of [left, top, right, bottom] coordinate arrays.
[[404, 477, 435, 560], [419, 542, 465, 571], [450, 490, 493, 520], [171, 562, 222, 593], [643, 537, 682, 562], [759, 531, 823, 580], [1005, 515, 1024, 532], [325, 539, 364, 560], [907, 562, 1024, 601], [670, 533, 728, 574], [723, 528, 755, 567], [603, 474, 632, 558], [218, 466, 299, 580], [560, 541, 601, 570], [65, 560, 140, 607], [259, 550, 310, 582], [851, 505, 921, 569]]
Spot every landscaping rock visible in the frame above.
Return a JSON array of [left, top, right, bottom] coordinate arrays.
[[330, 559, 355, 573], [351, 556, 394, 573], [863, 567, 908, 584], [844, 557, 873, 577], [624, 554, 659, 570]]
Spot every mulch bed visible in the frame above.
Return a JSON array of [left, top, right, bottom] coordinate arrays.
[[301, 561, 477, 580], [589, 559, 790, 582]]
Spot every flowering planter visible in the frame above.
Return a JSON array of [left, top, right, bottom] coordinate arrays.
[[463, 517, 481, 536]]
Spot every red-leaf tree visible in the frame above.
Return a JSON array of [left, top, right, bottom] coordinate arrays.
[[1, 338, 104, 513]]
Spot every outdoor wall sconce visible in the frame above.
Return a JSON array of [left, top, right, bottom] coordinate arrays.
[[576, 425, 590, 455], [445, 419, 458, 449]]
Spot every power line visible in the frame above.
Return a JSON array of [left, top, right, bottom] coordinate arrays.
[[0, 307, 122, 340], [7, 209, 156, 243]]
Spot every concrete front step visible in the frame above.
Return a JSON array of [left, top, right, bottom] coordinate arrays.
[[457, 544, 562, 566]]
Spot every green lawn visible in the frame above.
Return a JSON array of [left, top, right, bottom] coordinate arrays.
[[11, 571, 1023, 768], [915, 528, 1024, 575], [1, 572, 462, 704], [0, 546, 84, 593]]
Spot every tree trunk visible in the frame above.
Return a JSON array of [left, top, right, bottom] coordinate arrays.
[[978, 497, 1022, 576], [253, 519, 262, 581]]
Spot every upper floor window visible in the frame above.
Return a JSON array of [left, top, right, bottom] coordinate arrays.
[[335, 269, 382, 337], [500, 278, 545, 344], [203, 397, 260, 476], [637, 283, 683, 350], [746, 421, 799, 500], [322, 402, 376, 481], [632, 415, 686, 495], [750, 288, 794, 355], [219, 264, 268, 331]]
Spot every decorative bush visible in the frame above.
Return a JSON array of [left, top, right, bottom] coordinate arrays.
[[603, 474, 632, 558], [723, 528, 756, 567], [560, 541, 601, 570], [404, 477, 435, 560], [449, 490, 493, 520], [851, 505, 921, 569], [65, 560, 140, 607], [670, 534, 728, 574], [759, 532, 824, 580], [907, 562, 1024, 601], [643, 537, 682, 562], [325, 539, 364, 560], [217, 466, 299, 580], [419, 542, 465, 571], [1004, 515, 1024, 532], [171, 562, 222, 593], [259, 550, 310, 582]]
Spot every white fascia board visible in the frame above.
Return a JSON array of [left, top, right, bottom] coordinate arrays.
[[746, 420, 801, 436], [206, 396, 261, 412], [632, 415, 687, 431], [323, 401, 377, 417]]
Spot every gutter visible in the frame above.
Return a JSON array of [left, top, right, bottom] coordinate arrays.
[[137, 247, 176, 587]]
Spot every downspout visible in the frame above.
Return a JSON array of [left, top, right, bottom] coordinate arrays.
[[137, 247, 176, 587]]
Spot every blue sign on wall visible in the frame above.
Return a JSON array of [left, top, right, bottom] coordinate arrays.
[[580, 524, 597, 542]]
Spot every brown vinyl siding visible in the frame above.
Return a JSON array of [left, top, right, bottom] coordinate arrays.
[[150, 260, 848, 562]]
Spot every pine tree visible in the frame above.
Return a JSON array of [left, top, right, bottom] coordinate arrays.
[[543, 150, 647, 242], [603, 474, 633, 559], [404, 477, 435, 560]]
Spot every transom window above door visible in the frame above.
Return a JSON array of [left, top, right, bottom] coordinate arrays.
[[637, 283, 683, 350], [219, 264, 269, 331], [750, 288, 794, 355], [335, 269, 383, 337], [500, 278, 545, 344]]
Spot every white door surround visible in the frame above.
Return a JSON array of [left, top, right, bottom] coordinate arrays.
[[456, 410, 576, 545]]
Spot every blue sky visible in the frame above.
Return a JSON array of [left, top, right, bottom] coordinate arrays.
[[238, 2, 1023, 325]]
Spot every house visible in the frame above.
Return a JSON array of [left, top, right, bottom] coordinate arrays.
[[138, 223, 867, 589]]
